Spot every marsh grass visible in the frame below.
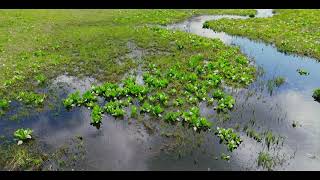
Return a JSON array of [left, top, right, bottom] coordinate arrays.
[[257, 151, 274, 170]]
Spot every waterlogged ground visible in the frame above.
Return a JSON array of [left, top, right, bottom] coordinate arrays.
[[1, 9, 320, 171]]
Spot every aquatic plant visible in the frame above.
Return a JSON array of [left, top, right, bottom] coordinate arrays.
[[215, 127, 242, 152], [122, 77, 149, 97], [297, 68, 310, 76], [243, 126, 262, 142], [182, 107, 212, 131], [312, 88, 320, 102], [217, 95, 235, 112], [264, 131, 281, 149], [0, 99, 10, 110], [16, 91, 46, 106], [131, 105, 138, 118], [151, 104, 164, 117], [149, 92, 169, 105], [140, 102, 153, 113], [104, 101, 125, 117], [164, 111, 181, 123], [14, 128, 33, 145], [143, 73, 169, 89], [274, 77, 285, 87], [202, 21, 210, 29], [257, 151, 274, 170], [206, 74, 222, 87], [63, 91, 82, 109], [221, 153, 230, 161], [80, 91, 98, 108], [91, 105, 103, 125], [35, 74, 47, 85], [267, 76, 285, 95], [188, 54, 204, 69], [212, 89, 225, 99], [173, 98, 185, 106]]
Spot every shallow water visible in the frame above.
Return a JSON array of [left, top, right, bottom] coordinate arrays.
[[1, 9, 320, 170], [167, 9, 320, 170]]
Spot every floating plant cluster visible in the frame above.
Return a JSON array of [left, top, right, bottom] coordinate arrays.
[[63, 53, 250, 152], [14, 128, 33, 145], [215, 127, 242, 152]]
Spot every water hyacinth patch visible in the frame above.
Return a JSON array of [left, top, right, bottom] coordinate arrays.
[[151, 104, 164, 117], [35, 74, 47, 85], [173, 98, 185, 107], [215, 127, 242, 152], [143, 73, 169, 89], [14, 128, 33, 145], [212, 89, 225, 99], [149, 92, 169, 105], [122, 77, 149, 97], [131, 105, 138, 118], [312, 88, 320, 102], [182, 107, 212, 131], [217, 95, 235, 112], [104, 101, 125, 117], [62, 48, 254, 152], [164, 111, 181, 123], [0, 99, 10, 110], [16, 91, 46, 106], [80, 91, 98, 108], [63, 91, 82, 109], [91, 105, 103, 126], [140, 102, 153, 113]]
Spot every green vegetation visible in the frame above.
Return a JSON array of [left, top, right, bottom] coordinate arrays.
[[221, 153, 231, 161], [14, 128, 33, 145], [257, 151, 274, 170], [267, 76, 285, 95], [312, 88, 320, 102], [297, 68, 310, 76], [243, 126, 262, 142], [0, 143, 45, 170], [204, 10, 320, 60], [164, 111, 181, 123], [0, 9, 261, 169], [215, 127, 242, 152], [0, 9, 255, 103], [91, 105, 103, 126], [264, 131, 282, 149], [130, 105, 138, 118], [16, 91, 46, 106], [35, 74, 47, 85], [0, 99, 10, 109]]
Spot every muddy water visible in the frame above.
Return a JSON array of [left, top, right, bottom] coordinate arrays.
[[1, 9, 320, 170]]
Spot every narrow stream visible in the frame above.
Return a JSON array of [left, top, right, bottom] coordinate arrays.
[[167, 9, 320, 170], [1, 9, 320, 171]]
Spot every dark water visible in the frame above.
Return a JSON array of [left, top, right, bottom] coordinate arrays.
[[1, 9, 320, 170]]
